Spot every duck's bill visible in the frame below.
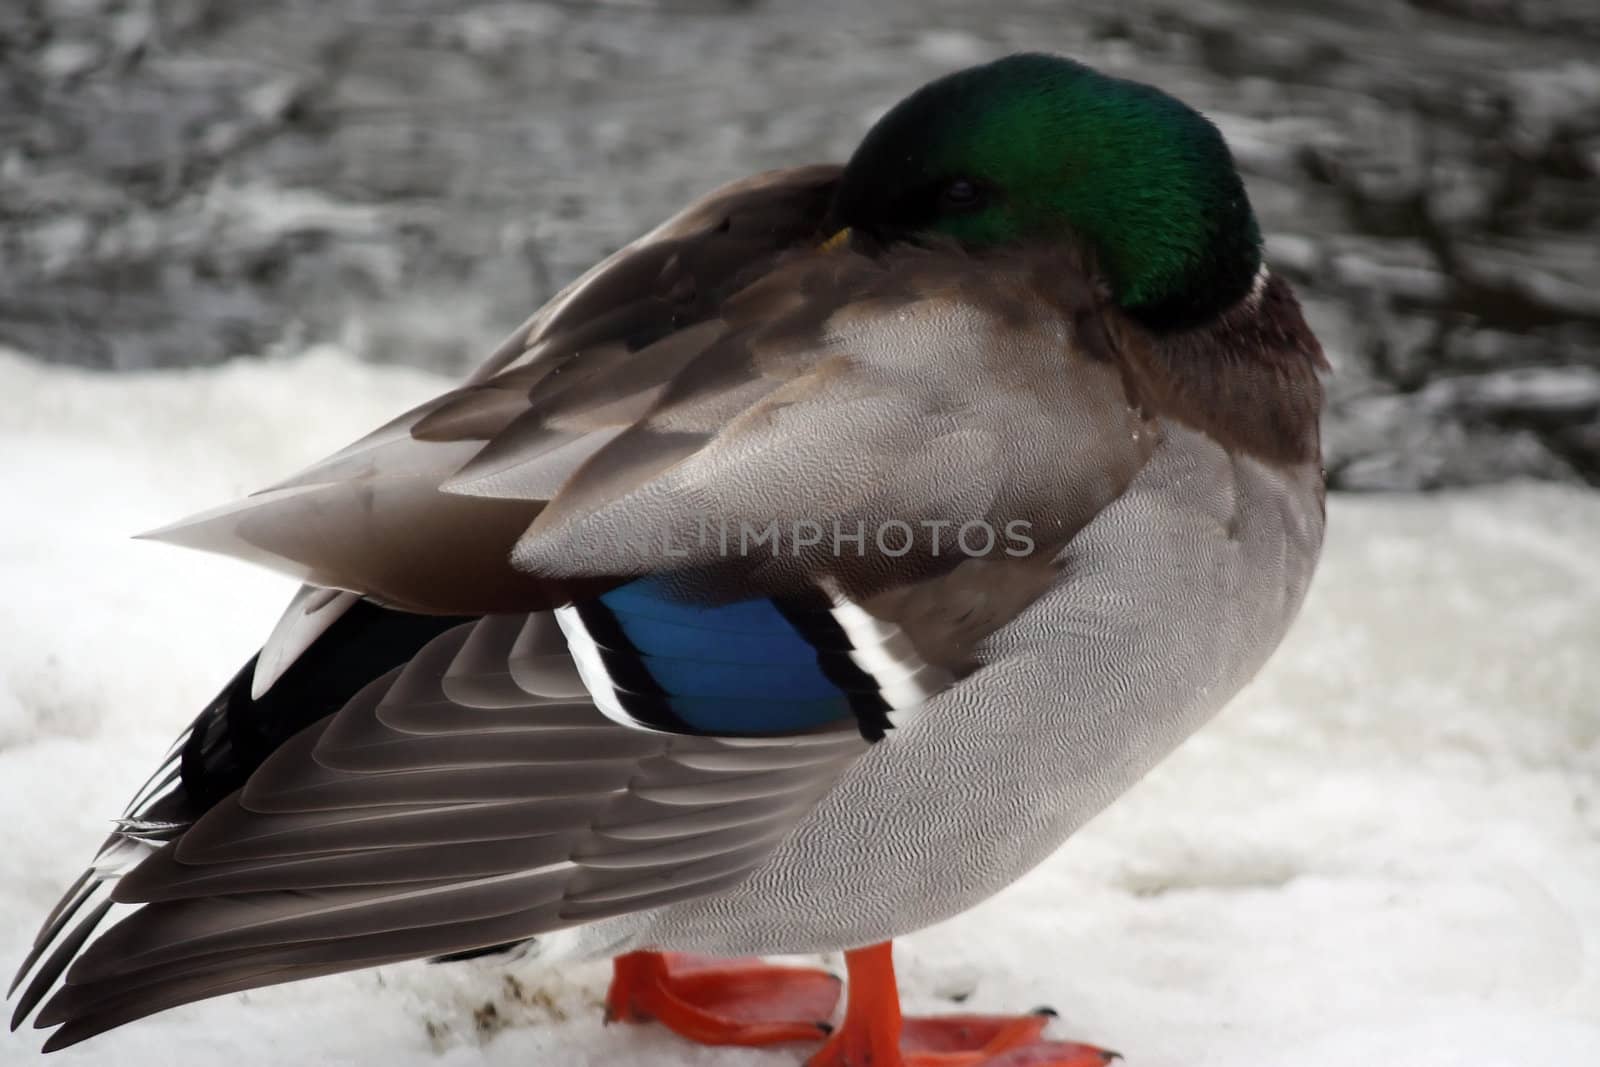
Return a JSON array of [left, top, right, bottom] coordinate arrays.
[[819, 227, 851, 252]]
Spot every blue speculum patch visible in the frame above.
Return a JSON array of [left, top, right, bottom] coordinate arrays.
[[588, 576, 869, 735]]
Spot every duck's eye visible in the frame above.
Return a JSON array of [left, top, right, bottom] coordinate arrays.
[[939, 178, 984, 210]]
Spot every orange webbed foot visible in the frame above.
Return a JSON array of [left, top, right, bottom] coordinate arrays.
[[807, 943, 1118, 1067], [606, 950, 840, 1047]]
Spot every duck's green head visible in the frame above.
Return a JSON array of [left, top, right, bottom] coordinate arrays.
[[829, 54, 1262, 330]]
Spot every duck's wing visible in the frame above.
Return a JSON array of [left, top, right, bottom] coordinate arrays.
[[19, 609, 877, 1050], [142, 165, 844, 614], [148, 233, 1151, 613], [16, 206, 1159, 1048]]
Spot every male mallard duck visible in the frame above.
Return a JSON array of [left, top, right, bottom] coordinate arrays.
[[9, 53, 1326, 1065]]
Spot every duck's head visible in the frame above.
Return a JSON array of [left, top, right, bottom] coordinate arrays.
[[829, 53, 1262, 331]]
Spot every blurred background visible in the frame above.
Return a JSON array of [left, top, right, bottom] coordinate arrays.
[[3, 0, 1598, 491]]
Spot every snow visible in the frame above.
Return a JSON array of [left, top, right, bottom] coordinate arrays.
[[2, 349, 1597, 1066]]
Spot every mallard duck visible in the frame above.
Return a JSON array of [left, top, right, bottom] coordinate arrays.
[[8, 53, 1326, 1066]]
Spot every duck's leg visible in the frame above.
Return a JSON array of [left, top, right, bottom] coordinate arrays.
[[605, 950, 840, 1046], [808, 942, 1117, 1067]]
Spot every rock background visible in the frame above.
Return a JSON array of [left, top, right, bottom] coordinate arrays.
[[3, 0, 1597, 490]]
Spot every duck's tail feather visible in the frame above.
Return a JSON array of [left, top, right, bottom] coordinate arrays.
[[9, 837, 152, 1030], [7, 597, 473, 1039]]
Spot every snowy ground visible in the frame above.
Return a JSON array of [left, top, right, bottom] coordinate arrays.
[[2, 349, 1597, 1066]]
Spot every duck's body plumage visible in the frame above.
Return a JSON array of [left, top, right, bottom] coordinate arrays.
[[568, 421, 1322, 960], [11, 57, 1328, 1062]]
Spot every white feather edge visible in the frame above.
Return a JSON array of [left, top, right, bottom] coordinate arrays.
[[252, 586, 361, 699], [826, 598, 935, 721], [551, 604, 666, 733]]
